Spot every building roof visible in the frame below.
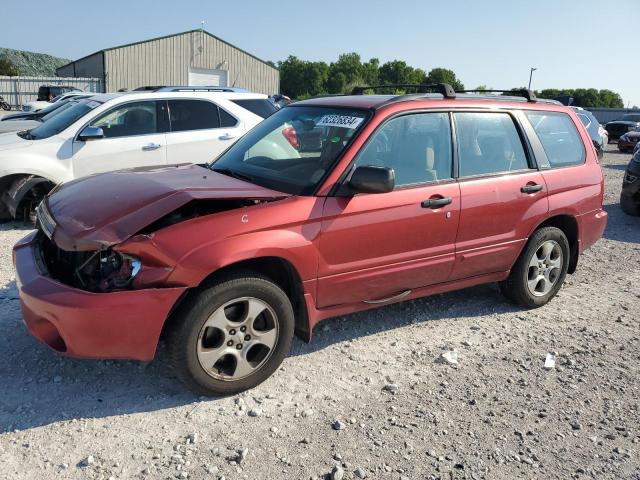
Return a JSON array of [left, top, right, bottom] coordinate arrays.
[[57, 29, 277, 72]]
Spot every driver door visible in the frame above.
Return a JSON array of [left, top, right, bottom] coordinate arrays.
[[316, 112, 461, 307], [72, 100, 168, 178]]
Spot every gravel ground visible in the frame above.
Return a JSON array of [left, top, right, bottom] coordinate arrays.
[[0, 145, 638, 480]]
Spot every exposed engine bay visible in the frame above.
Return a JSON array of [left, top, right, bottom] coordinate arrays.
[[38, 233, 140, 292], [36, 198, 279, 292]]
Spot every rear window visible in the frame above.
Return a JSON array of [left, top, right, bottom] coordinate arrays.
[[524, 111, 585, 168], [231, 99, 278, 118]]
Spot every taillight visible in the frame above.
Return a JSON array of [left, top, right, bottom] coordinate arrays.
[[282, 127, 299, 150]]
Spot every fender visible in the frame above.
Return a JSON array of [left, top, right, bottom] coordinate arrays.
[[169, 228, 319, 287]]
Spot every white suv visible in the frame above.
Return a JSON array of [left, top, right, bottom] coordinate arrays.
[[22, 91, 88, 112], [0, 91, 277, 219]]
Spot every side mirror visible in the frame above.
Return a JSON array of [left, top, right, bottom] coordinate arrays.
[[349, 165, 395, 194], [78, 126, 104, 141]]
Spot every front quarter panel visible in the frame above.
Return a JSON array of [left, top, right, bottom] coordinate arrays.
[[122, 195, 325, 288]]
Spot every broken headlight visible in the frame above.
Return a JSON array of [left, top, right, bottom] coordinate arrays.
[[75, 250, 141, 292]]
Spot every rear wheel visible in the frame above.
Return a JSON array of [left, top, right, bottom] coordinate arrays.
[[500, 227, 570, 308], [167, 271, 294, 396]]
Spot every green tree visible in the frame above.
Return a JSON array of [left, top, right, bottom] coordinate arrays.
[[0, 56, 18, 76], [278, 56, 328, 98], [326, 52, 366, 94], [378, 60, 426, 87], [425, 68, 464, 90], [475, 85, 490, 91]]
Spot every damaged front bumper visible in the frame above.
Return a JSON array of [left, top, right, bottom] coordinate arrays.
[[13, 231, 187, 361]]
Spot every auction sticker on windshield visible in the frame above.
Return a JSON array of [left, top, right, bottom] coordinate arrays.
[[317, 115, 364, 129]]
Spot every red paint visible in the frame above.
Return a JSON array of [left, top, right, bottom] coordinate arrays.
[[14, 96, 608, 361]]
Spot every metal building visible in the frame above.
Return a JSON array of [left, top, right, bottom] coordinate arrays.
[[56, 29, 279, 94]]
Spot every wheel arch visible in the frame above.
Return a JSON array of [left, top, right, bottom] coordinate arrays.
[[162, 256, 311, 343], [529, 214, 579, 273], [0, 173, 56, 220]]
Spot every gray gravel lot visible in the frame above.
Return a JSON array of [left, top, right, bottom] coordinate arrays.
[[0, 145, 638, 480]]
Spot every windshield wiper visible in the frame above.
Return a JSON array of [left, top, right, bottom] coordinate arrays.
[[211, 167, 255, 184]]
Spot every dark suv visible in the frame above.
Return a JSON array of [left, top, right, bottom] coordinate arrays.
[[14, 85, 607, 395], [621, 150, 640, 215]]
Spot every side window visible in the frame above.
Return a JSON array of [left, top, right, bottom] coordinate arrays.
[[524, 111, 585, 168], [90, 101, 158, 138], [219, 107, 238, 127], [354, 113, 452, 187], [168, 100, 220, 132], [454, 112, 529, 177], [576, 113, 591, 128]]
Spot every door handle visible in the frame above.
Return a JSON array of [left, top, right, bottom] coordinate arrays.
[[421, 196, 452, 208], [521, 183, 543, 193], [142, 143, 162, 151], [219, 133, 237, 140]]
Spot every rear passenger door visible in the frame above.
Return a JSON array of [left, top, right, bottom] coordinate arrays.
[[451, 111, 549, 281], [165, 99, 244, 165]]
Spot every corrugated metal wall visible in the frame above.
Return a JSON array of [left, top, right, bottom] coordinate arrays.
[[0, 76, 102, 109], [586, 108, 640, 124], [103, 31, 279, 94]]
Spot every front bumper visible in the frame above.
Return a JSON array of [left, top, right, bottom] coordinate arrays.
[[13, 231, 187, 361]]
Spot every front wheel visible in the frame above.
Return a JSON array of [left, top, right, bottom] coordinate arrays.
[[167, 271, 295, 396], [500, 227, 570, 308]]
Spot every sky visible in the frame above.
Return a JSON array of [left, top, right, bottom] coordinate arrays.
[[3, 0, 640, 106]]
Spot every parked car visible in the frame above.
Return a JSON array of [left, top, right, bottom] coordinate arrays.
[[605, 113, 640, 140], [13, 85, 608, 395], [0, 91, 276, 220], [37, 85, 80, 102], [621, 149, 640, 215], [22, 91, 88, 113], [1, 95, 93, 122], [617, 127, 640, 152], [0, 97, 95, 134], [572, 107, 608, 158]]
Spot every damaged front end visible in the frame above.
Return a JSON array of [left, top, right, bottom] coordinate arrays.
[[38, 233, 141, 292]]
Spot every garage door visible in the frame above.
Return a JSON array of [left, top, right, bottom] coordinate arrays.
[[188, 68, 228, 87]]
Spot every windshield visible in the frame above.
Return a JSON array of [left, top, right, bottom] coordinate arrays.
[[21, 99, 102, 140], [210, 106, 369, 195]]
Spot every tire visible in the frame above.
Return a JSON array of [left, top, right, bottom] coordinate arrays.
[[0, 103, 9, 111], [620, 193, 640, 216], [167, 270, 295, 396], [500, 227, 570, 309]]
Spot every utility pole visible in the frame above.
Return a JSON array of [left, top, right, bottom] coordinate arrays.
[[528, 67, 537, 90]]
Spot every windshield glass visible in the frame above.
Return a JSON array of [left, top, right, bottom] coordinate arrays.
[[22, 99, 102, 140], [210, 106, 369, 195]]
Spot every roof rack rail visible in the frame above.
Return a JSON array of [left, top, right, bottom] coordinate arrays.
[[457, 89, 537, 103], [351, 83, 456, 99]]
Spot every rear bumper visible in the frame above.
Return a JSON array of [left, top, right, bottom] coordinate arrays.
[[13, 232, 186, 361], [577, 208, 608, 253]]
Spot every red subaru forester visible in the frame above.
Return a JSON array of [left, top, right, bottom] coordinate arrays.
[[14, 85, 607, 395]]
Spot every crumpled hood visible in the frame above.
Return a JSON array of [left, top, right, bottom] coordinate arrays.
[[46, 163, 289, 251], [0, 131, 32, 151]]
